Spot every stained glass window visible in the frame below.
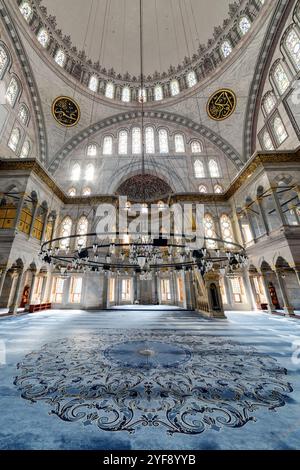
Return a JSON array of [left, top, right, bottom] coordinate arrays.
[[154, 85, 163, 101], [239, 16, 251, 35], [272, 62, 290, 95], [68, 188, 76, 197], [285, 28, 300, 70], [122, 86, 131, 102], [87, 144, 97, 156], [174, 134, 185, 153], [8, 128, 21, 152], [262, 130, 274, 150], [221, 40, 232, 58], [273, 116, 288, 145], [0, 44, 9, 78], [220, 214, 234, 244], [199, 185, 207, 193], [59, 216, 72, 249], [85, 163, 94, 181], [214, 184, 223, 194], [209, 159, 220, 178], [77, 216, 88, 248], [191, 141, 202, 153], [204, 214, 217, 249], [6, 77, 20, 107], [19, 1, 33, 21], [118, 130, 128, 155], [54, 49, 66, 67], [262, 92, 276, 116], [159, 129, 169, 154], [138, 88, 147, 103], [89, 75, 98, 92], [82, 187, 91, 196], [71, 163, 81, 181], [103, 136, 113, 155], [20, 140, 30, 158], [194, 160, 205, 178], [145, 127, 155, 154], [170, 79, 180, 96], [37, 28, 49, 48], [187, 70, 197, 88], [18, 104, 29, 125], [105, 82, 114, 99], [132, 127, 141, 154]]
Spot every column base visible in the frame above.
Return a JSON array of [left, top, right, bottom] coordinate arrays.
[[284, 306, 295, 317]]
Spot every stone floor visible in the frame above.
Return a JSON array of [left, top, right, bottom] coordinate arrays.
[[0, 307, 300, 450]]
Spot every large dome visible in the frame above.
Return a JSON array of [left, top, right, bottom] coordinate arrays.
[[42, 0, 231, 76]]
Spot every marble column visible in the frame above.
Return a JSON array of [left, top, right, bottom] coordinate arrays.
[[0, 269, 6, 299], [8, 270, 24, 315], [14, 192, 25, 230], [153, 272, 159, 305], [243, 271, 257, 310], [260, 273, 276, 314], [275, 270, 295, 316], [27, 271, 37, 308], [271, 188, 287, 227], [294, 268, 300, 289], [257, 198, 270, 235], [29, 202, 38, 238], [40, 210, 50, 242]]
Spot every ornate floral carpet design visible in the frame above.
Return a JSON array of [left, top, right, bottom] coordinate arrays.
[[14, 330, 292, 436]]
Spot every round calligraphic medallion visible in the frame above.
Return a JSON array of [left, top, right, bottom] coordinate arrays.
[[52, 96, 80, 127], [207, 89, 236, 121]]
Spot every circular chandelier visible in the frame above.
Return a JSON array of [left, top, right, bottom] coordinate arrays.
[[39, 231, 248, 279]]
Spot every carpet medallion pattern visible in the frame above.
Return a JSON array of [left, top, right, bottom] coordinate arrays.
[[14, 330, 293, 435]]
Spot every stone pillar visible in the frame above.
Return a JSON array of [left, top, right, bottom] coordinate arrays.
[[0, 268, 6, 299], [245, 210, 256, 242], [27, 271, 37, 308], [275, 270, 295, 316], [153, 272, 159, 305], [294, 268, 300, 289], [257, 198, 269, 235], [14, 192, 25, 230], [29, 202, 38, 238], [271, 188, 287, 227], [260, 272, 277, 314], [40, 210, 50, 242], [133, 273, 138, 303], [8, 270, 24, 315], [243, 270, 257, 310]]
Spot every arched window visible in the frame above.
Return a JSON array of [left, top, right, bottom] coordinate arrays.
[[103, 136, 113, 155], [187, 70, 197, 88], [159, 129, 169, 154], [191, 140, 202, 153], [170, 79, 180, 96], [85, 163, 94, 181], [89, 75, 98, 92], [272, 62, 290, 95], [54, 49, 66, 67], [18, 104, 30, 126], [68, 188, 76, 197], [262, 91, 276, 116], [71, 163, 81, 181], [87, 144, 97, 157], [145, 127, 155, 154], [154, 85, 163, 101], [6, 77, 20, 107], [20, 140, 30, 158], [82, 187, 91, 196], [8, 128, 21, 152], [37, 28, 49, 48], [214, 184, 223, 194], [77, 216, 88, 249], [272, 116, 288, 145], [262, 130, 274, 150], [0, 44, 9, 78], [118, 130, 128, 155], [194, 160, 205, 178], [138, 88, 147, 103], [221, 40, 232, 58], [199, 185, 207, 193], [132, 127, 141, 154], [59, 216, 72, 249], [204, 214, 217, 249], [220, 214, 234, 244], [19, 1, 33, 21], [239, 16, 251, 35], [174, 134, 185, 153], [285, 27, 300, 71], [105, 82, 114, 99], [122, 86, 131, 102], [209, 159, 220, 178]]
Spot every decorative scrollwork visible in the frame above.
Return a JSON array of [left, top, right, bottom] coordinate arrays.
[[14, 331, 292, 436], [52, 96, 80, 127], [207, 89, 236, 121]]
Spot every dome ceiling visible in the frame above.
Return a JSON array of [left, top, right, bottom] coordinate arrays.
[[42, 0, 231, 76]]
